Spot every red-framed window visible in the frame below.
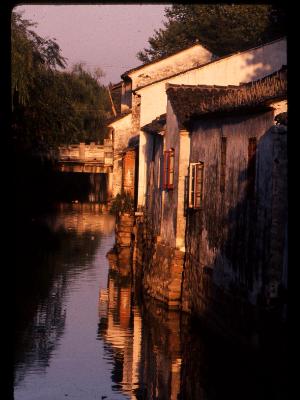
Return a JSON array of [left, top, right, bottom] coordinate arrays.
[[163, 149, 175, 189], [188, 162, 204, 209]]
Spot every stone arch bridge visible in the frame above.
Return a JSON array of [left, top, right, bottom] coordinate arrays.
[[57, 140, 113, 201]]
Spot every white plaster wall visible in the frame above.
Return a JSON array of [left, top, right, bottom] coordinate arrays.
[[128, 44, 213, 90], [109, 113, 133, 153], [108, 113, 134, 197], [137, 39, 287, 128], [271, 100, 287, 116]]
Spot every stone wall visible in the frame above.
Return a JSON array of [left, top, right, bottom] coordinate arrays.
[[113, 213, 135, 276], [134, 212, 185, 309]]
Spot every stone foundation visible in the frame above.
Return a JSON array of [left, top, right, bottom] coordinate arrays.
[[134, 215, 185, 309], [111, 213, 135, 276]]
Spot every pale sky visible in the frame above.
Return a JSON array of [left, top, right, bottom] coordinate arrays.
[[15, 4, 169, 85]]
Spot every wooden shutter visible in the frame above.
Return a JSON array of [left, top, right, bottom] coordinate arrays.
[[168, 149, 174, 189], [189, 164, 195, 207], [163, 150, 169, 189], [195, 162, 204, 208], [163, 149, 174, 190], [189, 162, 204, 209]]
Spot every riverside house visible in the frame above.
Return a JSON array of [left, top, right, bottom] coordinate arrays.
[[108, 37, 287, 344]]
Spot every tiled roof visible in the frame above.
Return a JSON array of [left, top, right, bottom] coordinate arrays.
[[133, 37, 286, 93], [121, 41, 212, 78], [107, 110, 132, 126], [109, 82, 122, 116], [166, 66, 287, 125], [141, 114, 166, 134]]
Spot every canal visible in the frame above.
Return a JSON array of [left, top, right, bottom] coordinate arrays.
[[14, 203, 286, 400]]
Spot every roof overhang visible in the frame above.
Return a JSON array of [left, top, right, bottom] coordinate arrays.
[[107, 111, 132, 128], [166, 66, 287, 128]]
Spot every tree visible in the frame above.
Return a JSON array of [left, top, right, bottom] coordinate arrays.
[[11, 11, 66, 107], [11, 11, 112, 155], [137, 4, 286, 63]]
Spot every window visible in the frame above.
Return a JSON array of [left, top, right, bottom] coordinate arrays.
[[247, 137, 257, 199], [163, 149, 174, 189], [220, 137, 227, 193], [188, 162, 204, 209]]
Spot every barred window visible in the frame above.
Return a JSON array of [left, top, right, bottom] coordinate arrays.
[[188, 162, 204, 209], [163, 149, 174, 189]]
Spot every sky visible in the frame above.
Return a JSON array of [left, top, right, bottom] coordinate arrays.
[[15, 4, 169, 85]]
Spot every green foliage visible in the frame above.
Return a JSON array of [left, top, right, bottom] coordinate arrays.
[[11, 11, 112, 156], [11, 11, 66, 107], [137, 4, 286, 62], [109, 193, 134, 216]]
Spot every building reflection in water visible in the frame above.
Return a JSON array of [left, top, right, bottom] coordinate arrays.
[[14, 203, 115, 390], [98, 253, 183, 400], [98, 267, 143, 399], [98, 255, 284, 400], [139, 299, 182, 400]]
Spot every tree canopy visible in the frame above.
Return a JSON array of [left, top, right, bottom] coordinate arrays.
[[137, 4, 286, 63], [11, 11, 112, 156]]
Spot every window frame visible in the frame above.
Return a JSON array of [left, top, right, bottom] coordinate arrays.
[[188, 161, 204, 209], [163, 148, 175, 190]]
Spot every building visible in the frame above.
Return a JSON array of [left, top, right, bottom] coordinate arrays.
[[138, 66, 287, 343], [108, 37, 287, 344], [108, 42, 215, 200]]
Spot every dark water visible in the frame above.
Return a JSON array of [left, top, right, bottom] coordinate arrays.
[[14, 203, 287, 400]]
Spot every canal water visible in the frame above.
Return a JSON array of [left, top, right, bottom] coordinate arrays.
[[14, 203, 286, 400]]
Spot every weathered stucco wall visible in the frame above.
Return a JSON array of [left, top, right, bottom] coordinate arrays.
[[137, 131, 153, 208], [109, 113, 135, 197], [136, 103, 188, 309], [137, 38, 287, 128], [181, 106, 287, 341], [145, 133, 164, 236], [160, 101, 181, 248], [128, 44, 213, 90]]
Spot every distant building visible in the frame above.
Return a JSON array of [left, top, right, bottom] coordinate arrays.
[[108, 42, 215, 200]]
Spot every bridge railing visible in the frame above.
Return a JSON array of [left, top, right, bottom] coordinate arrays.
[[58, 141, 113, 165]]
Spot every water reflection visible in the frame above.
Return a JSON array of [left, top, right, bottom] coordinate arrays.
[[14, 203, 116, 399], [99, 252, 184, 400], [98, 268, 143, 399], [14, 203, 286, 400], [98, 264, 287, 400]]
